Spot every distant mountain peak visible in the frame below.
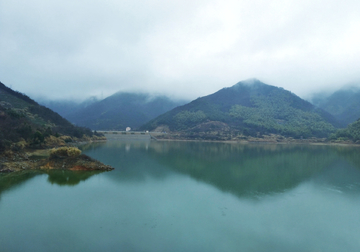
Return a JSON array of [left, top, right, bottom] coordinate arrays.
[[63, 91, 188, 130], [239, 78, 262, 85], [230, 78, 268, 90], [141, 79, 339, 138]]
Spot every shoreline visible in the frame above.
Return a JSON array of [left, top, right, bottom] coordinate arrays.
[[0, 140, 114, 173], [2, 134, 359, 174], [148, 133, 360, 147], [104, 131, 360, 147], [154, 138, 360, 147]]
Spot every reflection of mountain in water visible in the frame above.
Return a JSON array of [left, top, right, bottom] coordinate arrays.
[[81, 140, 360, 199], [81, 140, 170, 182], [311, 159, 360, 194], [147, 142, 341, 197], [334, 147, 360, 169]]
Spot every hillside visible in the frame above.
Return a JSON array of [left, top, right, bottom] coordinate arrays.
[[65, 92, 188, 130], [38, 97, 99, 118], [0, 81, 100, 152], [140, 79, 339, 139], [310, 86, 360, 126], [330, 118, 360, 143]]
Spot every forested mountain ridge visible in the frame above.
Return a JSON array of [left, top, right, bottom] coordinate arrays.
[[38, 97, 99, 118], [0, 81, 100, 152], [65, 92, 188, 130], [310, 86, 360, 127], [140, 79, 340, 139], [330, 118, 360, 142]]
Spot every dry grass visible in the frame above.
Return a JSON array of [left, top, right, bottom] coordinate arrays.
[[50, 147, 81, 158]]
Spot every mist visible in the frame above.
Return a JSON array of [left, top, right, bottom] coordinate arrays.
[[1, 0, 360, 100]]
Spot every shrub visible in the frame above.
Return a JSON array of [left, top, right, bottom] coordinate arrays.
[[32, 131, 45, 144], [50, 147, 81, 158], [64, 138, 73, 143]]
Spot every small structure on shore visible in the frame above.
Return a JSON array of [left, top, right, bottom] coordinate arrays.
[[126, 127, 131, 132]]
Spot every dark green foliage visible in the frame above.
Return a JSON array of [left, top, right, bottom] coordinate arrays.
[[32, 131, 45, 144], [7, 109, 24, 119], [330, 118, 360, 141], [0, 81, 99, 151], [64, 92, 188, 130], [141, 79, 339, 138]]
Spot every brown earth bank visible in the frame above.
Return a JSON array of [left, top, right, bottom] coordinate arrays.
[[0, 147, 114, 173]]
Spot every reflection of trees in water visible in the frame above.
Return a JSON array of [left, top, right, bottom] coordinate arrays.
[[0, 170, 103, 201], [333, 146, 360, 169], [0, 171, 41, 200], [79, 142, 108, 152], [81, 140, 360, 198], [146, 142, 359, 198], [46, 170, 103, 186], [308, 146, 360, 193]]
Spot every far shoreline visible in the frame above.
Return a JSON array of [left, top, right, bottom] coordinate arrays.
[[103, 131, 360, 147], [152, 138, 360, 147]]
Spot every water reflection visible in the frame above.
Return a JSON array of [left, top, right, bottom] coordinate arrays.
[[46, 170, 104, 186], [147, 142, 338, 197], [1, 140, 360, 252], [82, 140, 360, 198], [0, 171, 41, 200], [80, 139, 171, 182], [0, 169, 104, 200], [311, 160, 360, 194]]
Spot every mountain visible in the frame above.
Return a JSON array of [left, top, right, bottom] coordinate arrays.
[[0, 81, 99, 151], [330, 118, 360, 143], [38, 97, 99, 118], [65, 92, 188, 130], [140, 79, 339, 139], [310, 86, 360, 127]]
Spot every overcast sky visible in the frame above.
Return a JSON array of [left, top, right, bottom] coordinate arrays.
[[1, 0, 360, 101]]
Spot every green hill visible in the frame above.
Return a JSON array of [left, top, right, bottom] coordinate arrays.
[[65, 92, 188, 130], [0, 81, 99, 151], [310, 86, 360, 126], [141, 79, 339, 139], [330, 118, 360, 143]]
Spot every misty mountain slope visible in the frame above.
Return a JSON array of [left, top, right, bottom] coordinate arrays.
[[38, 97, 99, 118], [140, 79, 339, 138], [0, 81, 96, 150], [65, 92, 188, 130], [311, 87, 360, 127]]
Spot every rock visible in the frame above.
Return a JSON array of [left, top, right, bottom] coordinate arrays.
[[0, 169, 13, 173]]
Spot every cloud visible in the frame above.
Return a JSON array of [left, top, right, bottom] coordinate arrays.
[[1, 0, 360, 100]]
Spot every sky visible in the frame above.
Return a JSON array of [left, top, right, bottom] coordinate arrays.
[[1, 0, 360, 101]]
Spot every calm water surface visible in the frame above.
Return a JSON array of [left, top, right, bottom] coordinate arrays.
[[1, 139, 360, 251]]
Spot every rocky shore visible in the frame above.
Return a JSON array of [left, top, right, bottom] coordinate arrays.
[[0, 147, 114, 173]]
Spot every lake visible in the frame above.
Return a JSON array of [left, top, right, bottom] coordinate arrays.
[[1, 139, 360, 252]]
